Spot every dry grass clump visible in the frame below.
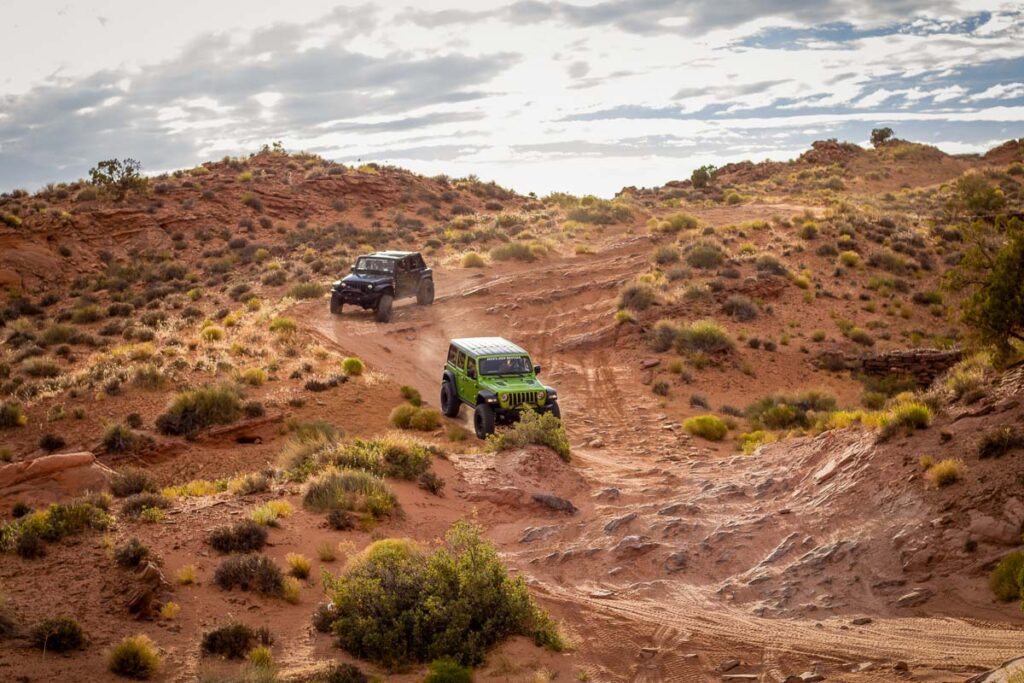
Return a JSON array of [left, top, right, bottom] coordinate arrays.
[[155, 384, 242, 436], [461, 252, 485, 268], [0, 402, 28, 428], [209, 520, 268, 553], [390, 404, 441, 431], [617, 282, 656, 311], [108, 634, 161, 679], [30, 616, 85, 652], [303, 468, 398, 521], [683, 415, 727, 441], [977, 427, 1024, 459], [341, 357, 364, 376], [109, 467, 156, 497], [213, 555, 285, 596], [201, 622, 273, 659], [925, 459, 965, 487]]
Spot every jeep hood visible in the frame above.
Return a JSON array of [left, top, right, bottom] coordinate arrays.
[[337, 273, 392, 288], [483, 376, 544, 391]]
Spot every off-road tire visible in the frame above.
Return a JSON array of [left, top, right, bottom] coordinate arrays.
[[330, 295, 343, 315], [416, 279, 435, 305], [374, 294, 394, 323], [440, 381, 460, 418], [549, 400, 561, 420], [474, 404, 496, 439]]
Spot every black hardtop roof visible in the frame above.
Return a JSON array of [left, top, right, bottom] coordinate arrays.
[[358, 251, 418, 259], [450, 337, 529, 357]]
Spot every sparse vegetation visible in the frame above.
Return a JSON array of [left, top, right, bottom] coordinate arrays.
[[990, 550, 1024, 602], [303, 468, 398, 520], [31, 616, 85, 652], [683, 415, 727, 441], [108, 634, 161, 679], [156, 384, 242, 436], [486, 410, 570, 462], [214, 554, 285, 596], [926, 459, 965, 487], [209, 520, 268, 553], [341, 357, 365, 376], [201, 622, 273, 659]]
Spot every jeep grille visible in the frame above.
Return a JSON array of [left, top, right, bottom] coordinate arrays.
[[507, 391, 542, 406]]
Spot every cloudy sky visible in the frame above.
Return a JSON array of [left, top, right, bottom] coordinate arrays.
[[2, 1, 1023, 196]]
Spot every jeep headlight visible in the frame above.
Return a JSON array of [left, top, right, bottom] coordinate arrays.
[[536, 391, 545, 403], [366, 284, 374, 291], [499, 392, 509, 404]]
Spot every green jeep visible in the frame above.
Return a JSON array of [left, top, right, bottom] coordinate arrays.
[[440, 337, 560, 439]]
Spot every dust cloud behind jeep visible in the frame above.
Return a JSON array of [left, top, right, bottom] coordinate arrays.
[[330, 251, 434, 322], [439, 337, 560, 439]]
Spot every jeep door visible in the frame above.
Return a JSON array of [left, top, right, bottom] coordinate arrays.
[[396, 257, 417, 298], [462, 357, 480, 404]]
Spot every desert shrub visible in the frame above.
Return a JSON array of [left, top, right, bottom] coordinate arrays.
[[103, 424, 142, 454], [250, 500, 293, 526], [286, 553, 312, 579], [1, 494, 113, 555], [269, 317, 297, 334], [0, 402, 28, 428], [738, 429, 779, 454], [23, 359, 61, 378], [887, 401, 932, 430], [237, 368, 267, 386], [110, 467, 155, 496], [418, 471, 445, 496], [108, 635, 160, 679], [486, 409, 570, 462], [201, 622, 273, 659], [114, 538, 151, 568], [229, 472, 271, 496], [721, 295, 757, 322], [201, 325, 224, 342], [746, 392, 837, 430], [755, 254, 788, 276], [400, 385, 423, 406], [41, 324, 75, 345], [328, 509, 356, 530], [71, 304, 104, 324], [617, 282, 656, 311], [838, 250, 860, 267], [156, 384, 242, 435], [329, 435, 433, 480], [977, 427, 1024, 459], [323, 663, 370, 683], [926, 459, 964, 487], [867, 249, 910, 273], [209, 520, 268, 553], [674, 320, 733, 354], [31, 616, 85, 652], [490, 242, 535, 262], [323, 521, 562, 668], [990, 550, 1024, 601], [683, 415, 727, 441], [657, 213, 699, 233], [424, 658, 473, 683], [39, 433, 66, 452], [303, 469, 398, 520], [289, 282, 325, 300], [341, 357, 364, 376], [390, 403, 417, 428], [461, 252, 485, 268], [214, 555, 285, 596], [653, 245, 680, 265], [120, 492, 171, 519], [391, 405, 441, 431], [939, 352, 992, 401], [685, 241, 724, 269], [648, 319, 679, 352]]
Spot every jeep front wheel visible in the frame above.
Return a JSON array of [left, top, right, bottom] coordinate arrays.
[[416, 279, 435, 305], [374, 294, 394, 323], [330, 295, 343, 315], [473, 404, 495, 439], [548, 401, 561, 420], [440, 381, 460, 418]]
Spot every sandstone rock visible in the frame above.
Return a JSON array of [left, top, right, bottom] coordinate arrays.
[[664, 550, 688, 573], [603, 512, 637, 534], [851, 617, 872, 626], [968, 511, 1019, 545], [519, 525, 563, 543], [0, 452, 112, 511], [895, 588, 933, 608], [1004, 497, 1024, 528], [531, 493, 577, 514], [594, 487, 620, 500], [612, 535, 660, 558], [719, 659, 741, 672]]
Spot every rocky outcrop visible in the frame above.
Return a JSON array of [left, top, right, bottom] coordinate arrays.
[[813, 348, 962, 385], [0, 452, 112, 511]]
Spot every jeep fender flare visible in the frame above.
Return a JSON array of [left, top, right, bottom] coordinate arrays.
[[442, 369, 457, 387], [475, 389, 498, 407], [543, 385, 558, 401]]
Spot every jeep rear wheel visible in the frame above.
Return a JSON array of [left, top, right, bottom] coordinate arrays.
[[473, 404, 495, 439], [416, 279, 435, 305], [330, 295, 343, 315], [374, 294, 393, 323], [440, 380, 460, 418]]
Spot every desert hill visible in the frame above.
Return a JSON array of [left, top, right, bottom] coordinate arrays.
[[0, 137, 1023, 682]]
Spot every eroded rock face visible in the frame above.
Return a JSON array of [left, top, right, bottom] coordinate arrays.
[[0, 452, 112, 511]]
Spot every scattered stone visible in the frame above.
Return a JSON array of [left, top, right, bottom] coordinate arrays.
[[893, 661, 909, 672], [799, 673, 825, 682], [604, 512, 637, 534], [851, 617, 872, 626], [640, 358, 661, 369], [663, 550, 688, 573], [589, 589, 615, 599], [896, 587, 933, 607], [519, 525, 563, 543], [639, 646, 658, 659], [531, 493, 577, 514], [595, 487, 620, 500], [968, 511, 1018, 545], [719, 659, 741, 672], [612, 535, 661, 558]]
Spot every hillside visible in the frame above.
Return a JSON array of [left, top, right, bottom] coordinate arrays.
[[1, 139, 1024, 682]]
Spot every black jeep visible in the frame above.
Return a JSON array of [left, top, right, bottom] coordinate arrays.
[[330, 251, 434, 322]]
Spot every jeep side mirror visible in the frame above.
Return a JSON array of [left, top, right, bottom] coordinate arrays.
[[533, 364, 541, 375], [350, 265, 356, 272]]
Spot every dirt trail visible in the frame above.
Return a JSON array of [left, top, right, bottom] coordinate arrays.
[[296, 206, 1023, 681]]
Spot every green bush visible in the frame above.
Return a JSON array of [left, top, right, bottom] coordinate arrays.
[[1, 494, 113, 556], [109, 467, 155, 496], [103, 424, 141, 454], [201, 622, 273, 659], [674, 320, 733, 354], [683, 415, 727, 441], [424, 657, 473, 683], [657, 213, 699, 233], [269, 317, 297, 334], [722, 295, 757, 321], [401, 385, 423, 406], [685, 241, 724, 269], [648, 319, 679, 352], [391, 404, 441, 431], [213, 555, 285, 596], [324, 663, 369, 683], [120, 492, 170, 519], [208, 520, 268, 553], [0, 402, 28, 428], [23, 359, 61, 378], [156, 384, 242, 435], [329, 436, 433, 480], [341, 357, 364, 376], [303, 468, 398, 520], [617, 282, 656, 311], [108, 634, 161, 679], [486, 409, 570, 462], [746, 391, 837, 430], [31, 616, 85, 652], [990, 550, 1024, 601], [323, 521, 562, 668], [977, 427, 1024, 459]]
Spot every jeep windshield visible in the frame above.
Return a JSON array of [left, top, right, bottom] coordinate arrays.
[[353, 257, 394, 274], [479, 355, 532, 376]]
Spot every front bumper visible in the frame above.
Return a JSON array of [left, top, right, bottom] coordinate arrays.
[[494, 403, 558, 423], [332, 288, 377, 308]]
